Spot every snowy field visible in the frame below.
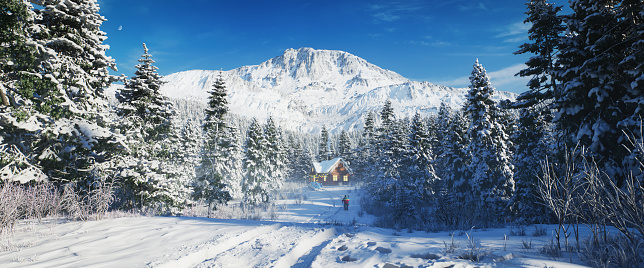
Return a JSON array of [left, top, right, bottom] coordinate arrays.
[[0, 186, 591, 267]]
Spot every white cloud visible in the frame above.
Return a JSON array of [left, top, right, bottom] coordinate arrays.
[[458, 2, 487, 11], [488, 63, 528, 88], [374, 12, 400, 22], [495, 21, 531, 43], [433, 64, 530, 93]]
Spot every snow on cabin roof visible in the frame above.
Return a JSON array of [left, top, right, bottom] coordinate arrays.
[[312, 157, 353, 174]]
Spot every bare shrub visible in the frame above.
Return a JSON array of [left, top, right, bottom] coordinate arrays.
[[580, 234, 644, 268], [458, 232, 485, 262], [60, 184, 89, 221], [520, 239, 532, 250], [0, 182, 25, 234], [533, 225, 547, 237], [25, 182, 59, 222], [539, 238, 562, 258], [510, 225, 527, 236], [538, 146, 584, 251], [88, 180, 115, 220]]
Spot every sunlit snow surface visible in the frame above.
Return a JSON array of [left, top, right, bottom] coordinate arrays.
[[0, 186, 591, 268]]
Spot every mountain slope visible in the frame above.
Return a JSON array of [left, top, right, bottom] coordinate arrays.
[[161, 47, 516, 133]]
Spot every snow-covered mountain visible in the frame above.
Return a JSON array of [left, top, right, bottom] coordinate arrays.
[[161, 47, 516, 133]]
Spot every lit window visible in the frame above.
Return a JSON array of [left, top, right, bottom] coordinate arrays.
[[343, 175, 348, 182], [333, 175, 338, 181]]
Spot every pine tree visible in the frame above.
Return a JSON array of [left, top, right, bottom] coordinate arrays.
[[1, 0, 121, 185], [354, 111, 377, 181], [512, 105, 552, 222], [0, 0, 53, 182], [555, 0, 643, 183], [114, 43, 180, 210], [440, 109, 470, 199], [264, 117, 286, 191], [375, 100, 398, 179], [242, 118, 270, 204], [219, 123, 245, 199], [117, 43, 173, 140], [406, 112, 440, 200], [338, 130, 353, 164], [513, 0, 564, 109], [286, 133, 311, 183], [433, 102, 453, 179], [464, 60, 514, 220], [318, 125, 330, 162], [193, 72, 232, 212]]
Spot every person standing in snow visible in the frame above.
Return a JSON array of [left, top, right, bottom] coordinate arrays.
[[342, 195, 349, 210]]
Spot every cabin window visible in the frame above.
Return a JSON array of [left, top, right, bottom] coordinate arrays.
[[343, 175, 348, 182], [323, 176, 327, 181], [333, 175, 338, 181]]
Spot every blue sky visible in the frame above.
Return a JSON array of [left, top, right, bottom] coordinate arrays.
[[97, 0, 570, 94]]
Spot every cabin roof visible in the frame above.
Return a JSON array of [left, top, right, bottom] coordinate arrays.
[[312, 157, 353, 174]]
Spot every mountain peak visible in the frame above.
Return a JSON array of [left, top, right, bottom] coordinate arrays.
[[161, 48, 516, 133]]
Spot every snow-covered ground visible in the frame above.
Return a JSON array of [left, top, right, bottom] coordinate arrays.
[[0, 186, 590, 267]]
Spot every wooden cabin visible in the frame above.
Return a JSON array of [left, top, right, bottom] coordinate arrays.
[[309, 158, 353, 186]]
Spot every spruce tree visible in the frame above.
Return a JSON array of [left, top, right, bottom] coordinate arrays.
[[2, 0, 120, 185], [433, 102, 453, 179], [286, 133, 311, 183], [375, 100, 397, 179], [464, 59, 514, 219], [353, 112, 376, 182], [192, 72, 232, 211], [264, 117, 286, 191], [0, 0, 52, 182], [441, 109, 470, 199], [117, 43, 173, 140], [555, 0, 643, 183], [318, 125, 330, 162], [513, 0, 564, 109], [511, 106, 552, 222], [338, 130, 353, 164], [407, 112, 440, 199], [242, 118, 270, 204], [115, 43, 180, 211]]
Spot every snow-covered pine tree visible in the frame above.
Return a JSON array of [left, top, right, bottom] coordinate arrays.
[[338, 130, 353, 165], [193, 72, 233, 212], [513, 0, 564, 109], [464, 59, 514, 220], [353, 111, 377, 181], [617, 0, 643, 146], [285, 133, 311, 183], [0, 0, 53, 183], [555, 0, 643, 183], [317, 125, 330, 162], [432, 102, 453, 179], [114, 43, 182, 211], [116, 43, 173, 140], [440, 109, 470, 197], [375, 99, 398, 179], [242, 118, 270, 205], [511, 105, 552, 222], [264, 117, 286, 191], [406, 112, 440, 200], [1, 0, 122, 185]]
